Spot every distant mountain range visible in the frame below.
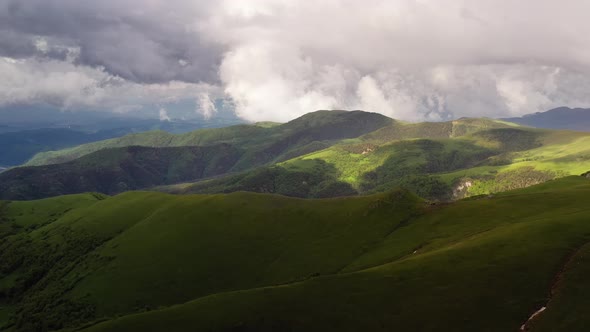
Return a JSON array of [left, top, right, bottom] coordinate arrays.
[[503, 107, 590, 131]]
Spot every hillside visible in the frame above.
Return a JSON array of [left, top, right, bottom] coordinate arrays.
[[25, 111, 392, 167], [167, 123, 590, 200], [11, 111, 590, 201], [0, 116, 245, 168], [1, 111, 396, 200], [503, 107, 590, 131], [1, 176, 590, 331], [11, 112, 530, 201], [0, 145, 241, 200]]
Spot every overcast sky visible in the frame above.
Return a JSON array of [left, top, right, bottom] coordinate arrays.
[[2, 0, 590, 122]]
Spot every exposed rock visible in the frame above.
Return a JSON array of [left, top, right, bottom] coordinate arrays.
[[453, 179, 474, 199]]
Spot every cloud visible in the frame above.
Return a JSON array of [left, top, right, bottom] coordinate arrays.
[[159, 108, 171, 121], [0, 0, 223, 84], [197, 92, 216, 119], [0, 56, 219, 113], [3, 0, 590, 122]]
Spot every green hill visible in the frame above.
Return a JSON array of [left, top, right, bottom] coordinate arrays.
[[1, 176, 590, 331], [9, 111, 590, 201], [169, 124, 590, 200], [25, 111, 392, 167], [0, 145, 241, 200], [2, 111, 394, 200]]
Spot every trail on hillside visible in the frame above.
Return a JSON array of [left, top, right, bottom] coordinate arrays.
[[520, 241, 590, 331]]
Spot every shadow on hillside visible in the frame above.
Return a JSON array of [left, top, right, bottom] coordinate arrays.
[[357, 139, 496, 201]]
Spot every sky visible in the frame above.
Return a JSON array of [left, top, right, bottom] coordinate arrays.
[[2, 0, 590, 123]]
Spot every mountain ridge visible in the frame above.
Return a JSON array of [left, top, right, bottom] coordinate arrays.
[[503, 107, 590, 131]]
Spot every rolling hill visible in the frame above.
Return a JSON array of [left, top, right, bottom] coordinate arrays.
[[0, 145, 242, 200], [165, 121, 590, 201], [24, 111, 392, 167], [0, 115, 244, 169], [4, 111, 525, 200], [1, 176, 590, 331], [6, 110, 590, 201]]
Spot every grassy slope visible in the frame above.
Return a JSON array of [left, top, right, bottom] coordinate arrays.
[[2, 111, 392, 200], [175, 120, 590, 200], [169, 118, 517, 198], [0, 188, 421, 330], [0, 145, 242, 200], [1, 177, 590, 331], [24, 126, 263, 166], [278, 126, 590, 197], [25, 111, 392, 167], [20, 114, 590, 201], [439, 130, 590, 195], [78, 176, 590, 332]]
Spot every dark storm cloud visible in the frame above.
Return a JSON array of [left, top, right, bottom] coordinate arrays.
[[0, 0, 224, 84]]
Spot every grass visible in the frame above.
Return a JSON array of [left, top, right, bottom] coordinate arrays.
[[25, 111, 392, 167], [5, 111, 590, 203], [17, 112, 590, 201], [75, 176, 590, 332], [169, 124, 590, 201], [1, 177, 590, 331], [0, 145, 244, 200]]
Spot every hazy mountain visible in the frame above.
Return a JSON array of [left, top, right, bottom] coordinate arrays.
[[0, 128, 132, 167], [503, 107, 590, 131]]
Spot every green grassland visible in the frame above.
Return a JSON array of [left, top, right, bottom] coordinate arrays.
[[175, 122, 590, 200], [25, 111, 393, 168], [7, 111, 590, 201], [1, 176, 590, 331]]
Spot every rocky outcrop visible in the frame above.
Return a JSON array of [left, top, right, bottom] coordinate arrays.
[[583, 171, 590, 178]]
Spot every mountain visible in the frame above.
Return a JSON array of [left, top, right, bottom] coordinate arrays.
[[163, 121, 590, 201], [0, 145, 242, 200], [5, 111, 590, 201], [503, 107, 590, 131], [2, 112, 519, 200], [24, 110, 392, 167], [1, 176, 590, 331]]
